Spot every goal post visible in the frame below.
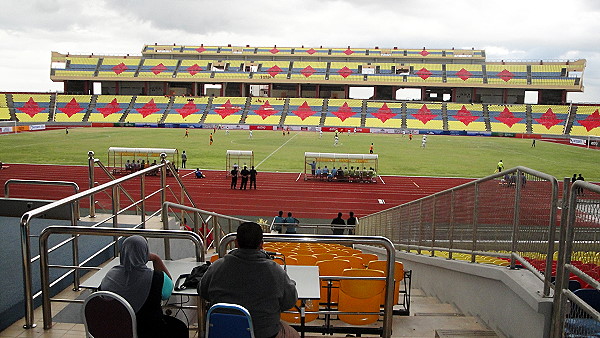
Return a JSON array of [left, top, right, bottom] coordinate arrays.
[[0, 121, 17, 134]]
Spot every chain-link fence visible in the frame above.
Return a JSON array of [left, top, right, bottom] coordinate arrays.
[[552, 181, 600, 337], [358, 166, 559, 296]]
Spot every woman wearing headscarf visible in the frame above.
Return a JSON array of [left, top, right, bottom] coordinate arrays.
[[100, 235, 188, 337]]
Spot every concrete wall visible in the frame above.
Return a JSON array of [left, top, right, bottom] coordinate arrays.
[[362, 246, 553, 338]]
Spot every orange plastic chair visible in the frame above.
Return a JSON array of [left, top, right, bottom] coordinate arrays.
[[317, 259, 352, 307], [354, 253, 379, 266], [289, 254, 318, 266], [275, 256, 297, 266], [280, 299, 319, 324], [336, 256, 365, 269], [338, 269, 386, 325], [314, 253, 336, 262], [367, 260, 404, 304]]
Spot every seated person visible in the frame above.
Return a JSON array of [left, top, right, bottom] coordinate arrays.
[[100, 236, 188, 338], [327, 167, 338, 181], [200, 222, 299, 338], [125, 160, 132, 171], [194, 168, 205, 178], [315, 167, 322, 178], [322, 166, 329, 178]]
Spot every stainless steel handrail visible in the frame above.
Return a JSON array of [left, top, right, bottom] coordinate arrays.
[[38, 226, 204, 329], [551, 181, 600, 337], [161, 202, 249, 254], [20, 160, 175, 328], [217, 233, 396, 338], [4, 179, 81, 220], [359, 166, 559, 297]]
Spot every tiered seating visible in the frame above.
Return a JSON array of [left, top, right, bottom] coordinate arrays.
[[13, 94, 51, 122], [488, 104, 527, 133], [181, 45, 219, 54], [330, 47, 367, 57], [54, 57, 99, 77], [97, 57, 140, 78], [294, 47, 330, 57], [329, 62, 364, 82], [365, 101, 402, 128], [283, 98, 323, 126], [445, 64, 484, 84], [531, 64, 578, 86], [254, 61, 291, 80], [446, 103, 486, 131], [255, 46, 293, 55], [163, 96, 209, 124], [571, 106, 600, 136], [54, 95, 92, 122], [212, 60, 251, 80], [530, 105, 568, 135], [245, 97, 286, 125], [175, 60, 213, 79], [406, 102, 443, 130], [88, 95, 132, 122], [137, 59, 178, 78], [290, 61, 327, 81], [406, 49, 444, 58], [125, 96, 169, 123], [366, 63, 404, 83], [406, 63, 443, 83], [486, 64, 527, 85], [323, 99, 363, 127], [204, 97, 246, 124], [0, 94, 10, 120]]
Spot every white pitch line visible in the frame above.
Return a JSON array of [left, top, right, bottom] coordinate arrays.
[[413, 181, 420, 188], [295, 172, 302, 181], [256, 132, 299, 168], [378, 175, 385, 184]]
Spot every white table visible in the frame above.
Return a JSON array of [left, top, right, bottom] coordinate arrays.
[[285, 265, 320, 338], [80, 258, 202, 296]]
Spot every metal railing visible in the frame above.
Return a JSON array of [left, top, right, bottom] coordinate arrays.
[[217, 233, 396, 338], [161, 202, 250, 252], [551, 181, 600, 337], [38, 226, 204, 329], [4, 179, 80, 219], [359, 166, 559, 297], [19, 153, 197, 328]]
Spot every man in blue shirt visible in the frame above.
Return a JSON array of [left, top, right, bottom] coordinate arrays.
[[284, 212, 299, 234], [272, 211, 285, 233]]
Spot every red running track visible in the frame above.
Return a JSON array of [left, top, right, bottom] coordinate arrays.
[[0, 164, 472, 220]]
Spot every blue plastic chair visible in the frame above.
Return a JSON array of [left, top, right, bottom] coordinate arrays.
[[205, 303, 255, 338]]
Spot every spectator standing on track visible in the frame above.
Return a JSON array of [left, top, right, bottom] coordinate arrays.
[[308, 160, 317, 176], [249, 166, 257, 189], [230, 165, 239, 189], [497, 160, 504, 173], [240, 165, 250, 190], [577, 174, 585, 195], [284, 212, 299, 234], [347, 211, 359, 235], [272, 211, 285, 233], [331, 212, 346, 235], [181, 150, 187, 168]]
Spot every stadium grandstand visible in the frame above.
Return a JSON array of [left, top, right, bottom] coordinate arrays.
[[0, 43, 595, 139], [1, 43, 600, 338]]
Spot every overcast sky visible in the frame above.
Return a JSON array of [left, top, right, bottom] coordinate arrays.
[[1, 0, 598, 103]]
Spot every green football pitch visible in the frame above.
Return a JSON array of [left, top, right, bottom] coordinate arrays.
[[1, 127, 598, 181]]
